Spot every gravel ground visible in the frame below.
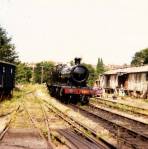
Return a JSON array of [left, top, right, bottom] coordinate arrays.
[[1, 84, 105, 149]]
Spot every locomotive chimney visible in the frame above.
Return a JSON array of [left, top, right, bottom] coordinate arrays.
[[74, 58, 81, 65]]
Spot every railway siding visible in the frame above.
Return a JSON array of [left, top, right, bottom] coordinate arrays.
[[72, 105, 148, 149], [92, 97, 148, 117], [88, 103, 148, 138], [90, 100, 148, 124], [97, 97, 148, 110], [71, 103, 148, 148]]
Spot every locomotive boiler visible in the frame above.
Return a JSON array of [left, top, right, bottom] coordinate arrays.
[[47, 58, 94, 104]]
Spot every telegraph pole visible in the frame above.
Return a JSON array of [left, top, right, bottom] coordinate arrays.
[[41, 66, 44, 84], [32, 64, 35, 84]]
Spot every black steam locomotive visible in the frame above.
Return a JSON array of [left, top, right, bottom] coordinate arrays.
[[47, 58, 95, 104], [0, 61, 16, 100]]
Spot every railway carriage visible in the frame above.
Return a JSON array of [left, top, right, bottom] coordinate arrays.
[[0, 61, 16, 99]]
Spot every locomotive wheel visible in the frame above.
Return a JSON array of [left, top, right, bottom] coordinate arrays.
[[64, 95, 70, 104], [49, 86, 55, 97], [59, 88, 65, 102], [71, 95, 78, 104], [59, 88, 69, 104], [80, 95, 89, 105]]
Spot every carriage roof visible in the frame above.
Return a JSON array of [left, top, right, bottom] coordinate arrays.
[[0, 60, 16, 66]]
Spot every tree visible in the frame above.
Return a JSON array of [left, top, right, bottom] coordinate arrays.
[[16, 63, 32, 83], [35, 61, 55, 84], [0, 26, 18, 63], [82, 63, 97, 86], [131, 48, 148, 66], [70, 60, 74, 66], [96, 58, 105, 75]]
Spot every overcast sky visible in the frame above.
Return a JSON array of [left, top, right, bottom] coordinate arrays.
[[0, 0, 148, 65]]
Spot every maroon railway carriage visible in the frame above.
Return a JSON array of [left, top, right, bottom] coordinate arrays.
[[0, 61, 16, 99]]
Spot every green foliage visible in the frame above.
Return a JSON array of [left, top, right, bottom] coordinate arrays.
[[16, 63, 32, 83], [0, 26, 18, 63], [70, 60, 74, 66], [35, 61, 55, 84], [96, 58, 105, 75], [82, 63, 97, 86], [131, 48, 148, 66]]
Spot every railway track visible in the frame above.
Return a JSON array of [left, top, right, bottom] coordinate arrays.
[[91, 97, 148, 117], [22, 99, 53, 149], [43, 100, 115, 149], [89, 103, 148, 138], [30, 86, 148, 149], [0, 90, 53, 149], [0, 90, 35, 142], [27, 91, 112, 149], [2, 88, 114, 149], [69, 103, 148, 149], [0, 105, 20, 140], [33, 93, 101, 149]]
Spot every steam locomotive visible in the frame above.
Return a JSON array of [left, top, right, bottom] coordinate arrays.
[[47, 58, 95, 104]]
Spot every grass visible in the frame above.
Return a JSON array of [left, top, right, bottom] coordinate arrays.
[[0, 84, 48, 129], [0, 89, 22, 116]]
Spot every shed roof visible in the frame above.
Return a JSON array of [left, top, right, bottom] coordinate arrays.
[[103, 65, 148, 75]]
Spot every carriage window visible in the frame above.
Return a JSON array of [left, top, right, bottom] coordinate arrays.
[[0, 67, 2, 87], [11, 68, 13, 74], [146, 73, 148, 81], [3, 67, 5, 73]]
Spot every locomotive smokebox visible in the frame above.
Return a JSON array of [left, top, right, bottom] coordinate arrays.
[[48, 58, 89, 86], [71, 65, 89, 84], [74, 57, 81, 65]]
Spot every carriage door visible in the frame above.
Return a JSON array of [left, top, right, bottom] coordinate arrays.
[[5, 65, 13, 89], [106, 75, 110, 88], [0, 65, 3, 88]]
